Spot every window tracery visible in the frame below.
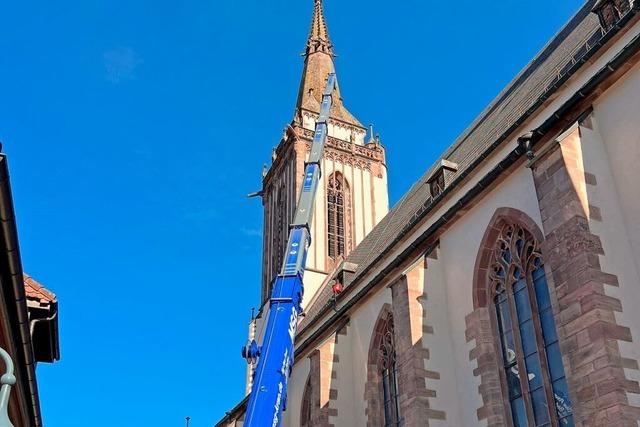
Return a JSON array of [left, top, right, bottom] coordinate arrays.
[[377, 313, 401, 427], [490, 223, 574, 426]]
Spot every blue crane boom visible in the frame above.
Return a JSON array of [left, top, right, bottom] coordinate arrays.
[[241, 73, 337, 427]]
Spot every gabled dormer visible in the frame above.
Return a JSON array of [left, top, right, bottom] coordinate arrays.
[[592, 0, 632, 31]]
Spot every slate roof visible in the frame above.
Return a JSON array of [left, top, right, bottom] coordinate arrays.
[[301, 0, 607, 328]]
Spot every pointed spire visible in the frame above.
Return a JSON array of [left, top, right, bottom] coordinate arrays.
[[306, 0, 333, 56], [295, 0, 363, 128]]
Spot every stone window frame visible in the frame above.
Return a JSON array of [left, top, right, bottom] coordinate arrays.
[[365, 304, 401, 426], [469, 208, 571, 425], [488, 220, 573, 426], [378, 313, 401, 426], [327, 172, 352, 260]]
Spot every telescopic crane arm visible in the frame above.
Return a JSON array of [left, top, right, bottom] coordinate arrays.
[[241, 73, 337, 427]]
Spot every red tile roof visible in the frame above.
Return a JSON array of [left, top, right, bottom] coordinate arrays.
[[23, 274, 56, 304]]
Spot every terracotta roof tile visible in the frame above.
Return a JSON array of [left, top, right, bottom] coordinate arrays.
[[23, 274, 56, 304]]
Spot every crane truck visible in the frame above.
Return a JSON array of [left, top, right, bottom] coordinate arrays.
[[241, 73, 337, 426]]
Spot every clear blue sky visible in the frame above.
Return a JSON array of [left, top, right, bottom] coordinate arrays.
[[0, 0, 584, 425]]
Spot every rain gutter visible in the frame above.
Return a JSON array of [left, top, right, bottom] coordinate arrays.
[[0, 154, 42, 427]]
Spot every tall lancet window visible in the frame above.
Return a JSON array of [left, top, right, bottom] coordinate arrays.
[[377, 313, 400, 427], [327, 172, 351, 259], [273, 183, 286, 282], [491, 223, 574, 427]]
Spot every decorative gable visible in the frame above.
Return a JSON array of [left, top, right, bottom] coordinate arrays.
[[427, 160, 459, 198]]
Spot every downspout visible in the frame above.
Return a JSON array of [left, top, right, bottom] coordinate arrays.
[[29, 304, 60, 363], [29, 311, 56, 338]]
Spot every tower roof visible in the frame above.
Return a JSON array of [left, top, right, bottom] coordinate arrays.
[[295, 0, 363, 128]]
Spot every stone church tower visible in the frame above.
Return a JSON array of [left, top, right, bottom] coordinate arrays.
[[260, 0, 389, 307]]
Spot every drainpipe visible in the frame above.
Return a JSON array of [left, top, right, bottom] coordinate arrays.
[[0, 347, 16, 427]]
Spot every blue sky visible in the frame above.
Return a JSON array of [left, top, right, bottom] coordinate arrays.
[[0, 0, 584, 425]]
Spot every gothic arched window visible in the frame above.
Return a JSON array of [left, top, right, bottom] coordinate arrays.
[[490, 223, 574, 426], [301, 377, 312, 427], [327, 173, 352, 259], [377, 313, 400, 427], [274, 183, 286, 275]]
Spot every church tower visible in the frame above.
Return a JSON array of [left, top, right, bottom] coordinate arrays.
[[260, 0, 389, 307]]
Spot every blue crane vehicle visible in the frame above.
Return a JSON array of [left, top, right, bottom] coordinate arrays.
[[241, 73, 337, 426]]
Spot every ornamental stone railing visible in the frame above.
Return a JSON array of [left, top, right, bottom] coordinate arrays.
[[300, 128, 384, 162]]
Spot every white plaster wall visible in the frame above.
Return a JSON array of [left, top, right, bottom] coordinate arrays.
[[422, 252, 463, 426], [373, 170, 390, 224], [353, 165, 366, 246], [328, 121, 366, 145], [590, 63, 640, 271], [300, 270, 329, 312], [579, 63, 640, 406], [438, 165, 544, 426], [331, 326, 357, 427], [361, 170, 373, 235]]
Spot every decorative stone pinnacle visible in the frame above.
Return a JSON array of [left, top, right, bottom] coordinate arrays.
[[306, 0, 333, 56]]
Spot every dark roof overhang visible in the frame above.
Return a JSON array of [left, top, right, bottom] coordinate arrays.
[[0, 154, 43, 426]]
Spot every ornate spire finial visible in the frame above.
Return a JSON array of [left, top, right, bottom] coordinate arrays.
[[306, 0, 333, 56], [294, 0, 363, 128]]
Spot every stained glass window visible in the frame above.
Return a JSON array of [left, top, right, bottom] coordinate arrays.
[[491, 223, 574, 426]]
